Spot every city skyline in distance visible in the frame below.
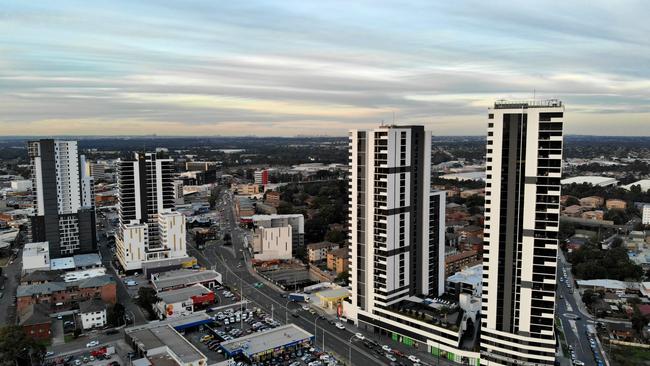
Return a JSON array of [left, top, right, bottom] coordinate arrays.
[[1, 1, 649, 136]]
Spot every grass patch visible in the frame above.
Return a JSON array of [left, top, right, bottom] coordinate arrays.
[[609, 345, 650, 366]]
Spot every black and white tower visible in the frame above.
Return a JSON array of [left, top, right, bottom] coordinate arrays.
[[480, 100, 564, 365]]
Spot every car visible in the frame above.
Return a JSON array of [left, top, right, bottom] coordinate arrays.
[[45, 351, 55, 357], [385, 354, 397, 362], [354, 333, 365, 340], [74, 360, 82, 366], [408, 355, 420, 363], [89, 356, 95, 361], [335, 322, 345, 330], [86, 340, 99, 348], [302, 305, 310, 311], [382, 345, 392, 353]]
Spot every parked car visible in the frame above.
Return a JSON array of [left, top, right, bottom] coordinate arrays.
[[86, 340, 99, 348]]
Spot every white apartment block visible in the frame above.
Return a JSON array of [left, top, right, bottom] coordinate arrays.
[[253, 225, 292, 261], [480, 100, 564, 366], [21, 241, 50, 274], [116, 153, 186, 271]]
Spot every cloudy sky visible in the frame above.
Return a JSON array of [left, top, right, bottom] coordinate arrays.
[[1, 1, 649, 136]]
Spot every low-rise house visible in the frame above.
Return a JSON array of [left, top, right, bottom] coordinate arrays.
[[579, 196, 604, 208], [18, 303, 51, 341], [151, 269, 221, 292], [581, 210, 604, 221], [16, 274, 117, 314], [306, 242, 338, 263], [78, 298, 107, 330], [605, 199, 627, 210], [562, 205, 584, 217]]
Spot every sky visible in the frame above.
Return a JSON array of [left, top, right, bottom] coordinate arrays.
[[1, 1, 649, 136]]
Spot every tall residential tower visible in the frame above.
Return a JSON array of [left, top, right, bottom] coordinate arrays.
[[345, 126, 474, 360], [28, 139, 96, 258], [480, 100, 564, 365]]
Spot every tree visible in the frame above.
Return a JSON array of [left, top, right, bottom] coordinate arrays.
[[565, 196, 580, 206], [582, 289, 597, 309], [0, 326, 45, 366], [335, 271, 349, 285], [107, 303, 126, 326], [631, 307, 649, 335], [136, 287, 161, 320], [324, 230, 345, 244]]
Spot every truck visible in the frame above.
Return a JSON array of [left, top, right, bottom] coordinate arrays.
[[91, 346, 115, 358], [288, 293, 310, 302]]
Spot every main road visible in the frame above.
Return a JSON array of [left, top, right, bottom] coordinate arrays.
[[187, 190, 456, 366]]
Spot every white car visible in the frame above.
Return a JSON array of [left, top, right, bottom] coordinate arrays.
[[385, 354, 397, 362], [335, 322, 345, 330], [382, 345, 392, 353], [85, 340, 99, 348], [408, 355, 421, 363], [302, 305, 310, 311], [354, 332, 365, 340]]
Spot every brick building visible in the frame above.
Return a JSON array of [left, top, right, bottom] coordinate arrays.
[[265, 191, 281, 207], [445, 250, 481, 277], [18, 303, 52, 341], [326, 247, 349, 274], [16, 275, 116, 313]]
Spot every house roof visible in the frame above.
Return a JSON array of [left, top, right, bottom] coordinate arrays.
[[306, 241, 338, 250], [79, 298, 106, 314], [19, 303, 51, 326], [17, 274, 115, 297]]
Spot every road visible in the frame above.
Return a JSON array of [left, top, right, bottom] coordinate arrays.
[[0, 245, 22, 325], [188, 190, 454, 366], [556, 251, 608, 366]]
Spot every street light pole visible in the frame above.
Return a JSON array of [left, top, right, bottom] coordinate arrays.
[[348, 335, 356, 366]]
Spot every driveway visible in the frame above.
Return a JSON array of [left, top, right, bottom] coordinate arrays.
[[51, 319, 65, 345]]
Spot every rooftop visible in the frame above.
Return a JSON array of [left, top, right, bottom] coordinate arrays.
[[221, 324, 313, 359], [127, 324, 205, 364], [492, 99, 562, 109], [561, 176, 618, 186], [447, 264, 482, 286], [73, 253, 102, 267], [306, 241, 338, 250], [19, 303, 51, 326], [152, 269, 220, 291], [78, 298, 106, 313], [157, 283, 211, 304], [17, 274, 115, 297]]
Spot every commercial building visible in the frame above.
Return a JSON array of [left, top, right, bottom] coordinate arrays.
[[306, 241, 338, 263], [251, 214, 305, 253], [345, 126, 472, 363], [27, 139, 97, 258], [643, 204, 650, 225], [220, 324, 313, 362], [235, 196, 256, 219], [78, 298, 107, 330], [254, 169, 269, 185], [10, 179, 31, 192], [252, 225, 292, 261], [185, 161, 221, 172], [151, 269, 222, 292], [446, 264, 482, 298], [155, 284, 215, 319], [480, 100, 564, 365], [125, 316, 209, 366], [21, 241, 50, 274], [236, 183, 261, 196], [116, 152, 188, 271], [265, 191, 281, 207]]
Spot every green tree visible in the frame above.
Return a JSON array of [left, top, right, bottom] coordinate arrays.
[[324, 230, 345, 244], [335, 271, 349, 285], [107, 303, 126, 326], [136, 287, 161, 320], [0, 326, 45, 366]]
